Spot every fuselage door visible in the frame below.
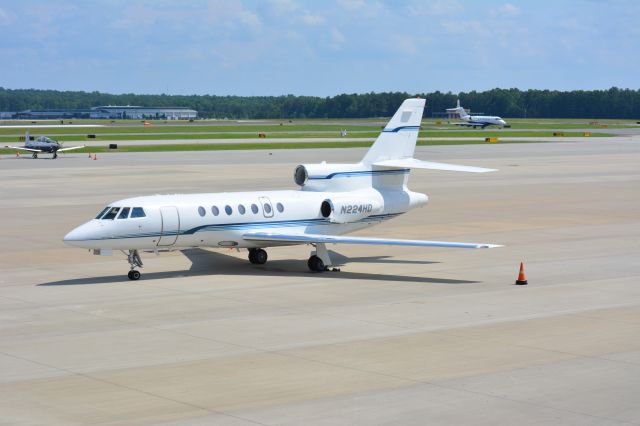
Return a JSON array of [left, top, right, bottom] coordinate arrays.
[[259, 196, 274, 218], [158, 206, 180, 246]]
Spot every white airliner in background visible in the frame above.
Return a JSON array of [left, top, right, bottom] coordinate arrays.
[[64, 98, 501, 280], [450, 99, 508, 128]]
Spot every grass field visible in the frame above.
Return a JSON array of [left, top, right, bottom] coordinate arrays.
[[0, 130, 614, 143], [0, 117, 636, 137], [0, 116, 628, 154]]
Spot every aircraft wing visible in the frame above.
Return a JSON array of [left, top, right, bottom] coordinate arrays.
[[57, 145, 85, 152], [373, 158, 496, 173], [4, 145, 42, 153], [243, 232, 502, 249]]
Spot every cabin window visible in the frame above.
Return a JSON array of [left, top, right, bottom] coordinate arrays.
[[130, 207, 146, 218], [276, 202, 284, 213], [264, 203, 272, 214], [211, 206, 219, 216], [251, 203, 259, 214], [117, 207, 130, 219], [225, 205, 233, 215], [95, 207, 110, 219], [198, 206, 206, 217], [102, 207, 120, 220], [238, 204, 246, 215]]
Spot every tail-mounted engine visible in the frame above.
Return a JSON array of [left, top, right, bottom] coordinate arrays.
[[294, 163, 374, 192], [320, 196, 383, 224]]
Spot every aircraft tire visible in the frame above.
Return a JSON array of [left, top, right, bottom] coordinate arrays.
[[128, 270, 141, 280], [307, 255, 325, 272], [254, 249, 267, 264]]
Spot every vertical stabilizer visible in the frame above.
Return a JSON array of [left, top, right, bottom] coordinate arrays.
[[455, 100, 469, 119], [361, 98, 425, 165]]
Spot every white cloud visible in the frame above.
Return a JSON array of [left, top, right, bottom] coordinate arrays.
[[441, 19, 491, 38], [336, 0, 366, 10], [268, 0, 300, 15], [499, 3, 520, 16], [407, 0, 463, 16], [0, 8, 11, 25], [300, 12, 325, 26], [206, 0, 261, 29], [111, 3, 164, 30], [336, 0, 385, 18], [391, 34, 418, 55], [331, 28, 346, 45]]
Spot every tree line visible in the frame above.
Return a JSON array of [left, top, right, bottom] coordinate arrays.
[[0, 87, 638, 119]]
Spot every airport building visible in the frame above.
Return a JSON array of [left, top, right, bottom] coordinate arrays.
[[91, 106, 197, 120], [6, 106, 197, 120]]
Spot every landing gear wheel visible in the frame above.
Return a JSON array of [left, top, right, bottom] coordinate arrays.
[[32, 153, 38, 159], [248, 248, 268, 265], [307, 255, 326, 272], [128, 270, 141, 280], [52, 152, 58, 159]]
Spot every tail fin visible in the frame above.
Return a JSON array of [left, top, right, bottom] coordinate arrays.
[[454, 99, 469, 119], [361, 98, 425, 165]]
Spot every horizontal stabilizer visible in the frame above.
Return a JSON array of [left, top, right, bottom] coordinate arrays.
[[244, 232, 502, 249], [373, 158, 496, 173]]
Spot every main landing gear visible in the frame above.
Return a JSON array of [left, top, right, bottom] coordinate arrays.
[[32, 152, 38, 159], [248, 248, 268, 265], [52, 152, 58, 159], [307, 255, 326, 272], [307, 243, 339, 273], [126, 249, 143, 280]]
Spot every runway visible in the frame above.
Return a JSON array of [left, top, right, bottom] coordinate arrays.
[[1, 138, 639, 425]]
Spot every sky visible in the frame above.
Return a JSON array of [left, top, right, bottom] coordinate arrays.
[[0, 0, 638, 96]]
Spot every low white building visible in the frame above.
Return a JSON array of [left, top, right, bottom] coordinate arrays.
[[90, 106, 197, 120]]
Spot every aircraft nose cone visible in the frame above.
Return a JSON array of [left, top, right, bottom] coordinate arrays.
[[63, 223, 96, 248], [63, 227, 83, 246]]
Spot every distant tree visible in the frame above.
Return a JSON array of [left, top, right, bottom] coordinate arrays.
[[1, 87, 639, 119]]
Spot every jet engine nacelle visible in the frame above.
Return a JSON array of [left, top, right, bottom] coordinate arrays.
[[294, 163, 373, 192], [320, 196, 383, 224]]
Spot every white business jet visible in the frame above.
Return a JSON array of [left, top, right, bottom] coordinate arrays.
[[450, 99, 508, 128], [64, 98, 501, 280]]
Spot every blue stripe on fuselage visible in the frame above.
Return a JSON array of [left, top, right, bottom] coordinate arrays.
[[308, 169, 409, 180], [79, 213, 402, 241]]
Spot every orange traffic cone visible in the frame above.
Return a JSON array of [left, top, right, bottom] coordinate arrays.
[[93, 154, 98, 160], [515, 262, 528, 285]]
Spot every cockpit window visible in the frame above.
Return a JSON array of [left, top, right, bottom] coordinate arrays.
[[102, 207, 121, 220], [95, 206, 110, 219], [130, 207, 146, 218], [117, 207, 130, 219]]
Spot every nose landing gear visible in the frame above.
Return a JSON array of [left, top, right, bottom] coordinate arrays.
[[126, 249, 143, 280], [127, 270, 141, 280]]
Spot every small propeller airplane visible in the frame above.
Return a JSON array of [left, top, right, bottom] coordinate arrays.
[[64, 98, 502, 280], [449, 99, 508, 129], [5, 131, 85, 159]]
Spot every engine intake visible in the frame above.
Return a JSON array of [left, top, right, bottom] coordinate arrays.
[[320, 196, 383, 223]]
